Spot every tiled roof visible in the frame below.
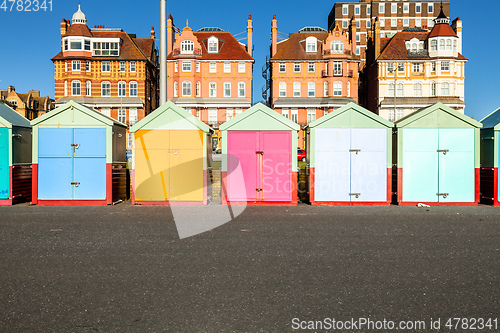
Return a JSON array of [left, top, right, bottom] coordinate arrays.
[[167, 31, 253, 61], [65, 23, 92, 37], [272, 32, 329, 61], [378, 31, 467, 61], [428, 23, 457, 38], [52, 26, 155, 62]]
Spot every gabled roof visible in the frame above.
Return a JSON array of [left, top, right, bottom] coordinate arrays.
[[31, 100, 126, 127], [220, 103, 300, 131], [428, 23, 457, 38], [130, 101, 212, 133], [377, 31, 467, 61], [480, 107, 500, 130], [272, 32, 329, 61], [0, 103, 31, 128], [307, 102, 393, 128], [395, 102, 482, 128], [167, 31, 253, 61]]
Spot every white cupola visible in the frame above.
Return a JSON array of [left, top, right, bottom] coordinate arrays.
[[72, 2, 87, 25]]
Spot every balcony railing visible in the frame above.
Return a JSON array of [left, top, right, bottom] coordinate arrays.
[[172, 48, 203, 57], [321, 69, 354, 77], [323, 49, 351, 56]]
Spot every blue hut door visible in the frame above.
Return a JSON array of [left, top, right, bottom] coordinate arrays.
[[0, 128, 9, 199], [438, 129, 475, 203], [38, 128, 106, 200], [350, 128, 387, 202], [73, 129, 107, 200], [402, 129, 439, 202], [315, 128, 351, 202]]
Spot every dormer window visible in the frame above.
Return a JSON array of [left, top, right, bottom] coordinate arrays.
[[208, 37, 218, 53], [331, 41, 343, 54], [181, 40, 194, 54], [306, 37, 317, 53]]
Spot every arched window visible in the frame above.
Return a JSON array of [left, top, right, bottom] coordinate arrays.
[[72, 80, 81, 96], [324, 81, 329, 97], [388, 83, 395, 97], [129, 82, 138, 97], [118, 81, 126, 97], [446, 39, 452, 51], [331, 40, 343, 54], [238, 82, 245, 97], [431, 82, 436, 96], [174, 81, 178, 97], [181, 40, 194, 54], [308, 82, 315, 97], [453, 40, 457, 51], [86, 81, 91, 96], [224, 82, 231, 97], [306, 36, 317, 52], [413, 83, 422, 97], [101, 81, 111, 97], [412, 43, 417, 51], [293, 82, 301, 97], [196, 81, 201, 97], [279, 82, 286, 97], [439, 39, 445, 50], [182, 81, 191, 96], [441, 82, 450, 96], [397, 83, 404, 97], [430, 40, 437, 51], [333, 81, 342, 96], [209, 82, 216, 97]]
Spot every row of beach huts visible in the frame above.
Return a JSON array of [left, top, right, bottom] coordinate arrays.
[[1, 100, 500, 207]]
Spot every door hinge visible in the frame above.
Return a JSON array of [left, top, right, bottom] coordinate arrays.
[[71, 182, 80, 187], [437, 193, 449, 198], [349, 193, 361, 198], [437, 149, 449, 155], [349, 149, 361, 154]]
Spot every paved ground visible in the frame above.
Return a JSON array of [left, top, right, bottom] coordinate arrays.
[[0, 203, 499, 332]]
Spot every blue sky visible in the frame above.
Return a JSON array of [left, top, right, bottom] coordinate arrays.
[[0, 0, 498, 120]]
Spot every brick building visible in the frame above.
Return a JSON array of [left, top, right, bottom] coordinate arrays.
[[266, 16, 360, 147], [328, 0, 450, 64], [166, 15, 254, 149], [4, 86, 54, 120], [52, 4, 159, 145], [363, 8, 466, 121]]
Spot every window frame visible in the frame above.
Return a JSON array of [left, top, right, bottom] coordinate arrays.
[[182, 81, 192, 97], [118, 81, 126, 97], [129, 81, 138, 97], [71, 80, 81, 96], [101, 81, 111, 97]]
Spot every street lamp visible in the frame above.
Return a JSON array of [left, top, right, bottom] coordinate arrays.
[[387, 62, 397, 121]]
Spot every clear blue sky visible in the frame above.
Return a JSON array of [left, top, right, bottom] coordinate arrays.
[[0, 0, 497, 120]]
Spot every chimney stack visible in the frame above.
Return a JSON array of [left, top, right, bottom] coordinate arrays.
[[351, 17, 357, 55], [8, 86, 14, 94], [151, 26, 155, 40], [247, 14, 253, 57], [271, 15, 278, 57], [167, 14, 175, 55], [374, 18, 381, 58]]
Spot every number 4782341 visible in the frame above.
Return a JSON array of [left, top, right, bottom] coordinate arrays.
[[1, 0, 52, 11]]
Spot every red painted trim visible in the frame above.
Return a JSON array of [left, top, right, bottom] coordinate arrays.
[[36, 200, 108, 206], [495, 168, 499, 207], [398, 202, 478, 207], [106, 163, 112, 205], [311, 201, 390, 206], [8, 165, 12, 200], [131, 169, 136, 205], [0, 199, 13, 206], [397, 168, 403, 204], [291, 171, 298, 205], [387, 168, 392, 204], [133, 201, 204, 206], [475, 168, 480, 204], [32, 163, 38, 205], [310, 167, 315, 204]]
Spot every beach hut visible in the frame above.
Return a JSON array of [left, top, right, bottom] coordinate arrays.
[[0, 103, 32, 205], [306, 103, 393, 205], [479, 107, 500, 206], [394, 103, 482, 206], [31, 101, 127, 205], [130, 101, 213, 205], [220, 103, 300, 206]]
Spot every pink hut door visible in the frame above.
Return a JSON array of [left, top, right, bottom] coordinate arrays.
[[227, 131, 258, 201], [261, 131, 292, 201]]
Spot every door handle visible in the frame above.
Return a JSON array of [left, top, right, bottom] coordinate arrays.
[[437, 193, 449, 198], [256, 151, 264, 155], [71, 182, 80, 187], [71, 144, 80, 149], [349, 193, 361, 198], [349, 149, 361, 154], [437, 149, 449, 155], [256, 188, 263, 192]]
